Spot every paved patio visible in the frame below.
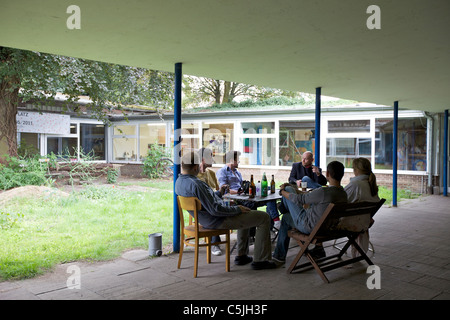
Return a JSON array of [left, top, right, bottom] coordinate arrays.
[[1, 195, 449, 301]]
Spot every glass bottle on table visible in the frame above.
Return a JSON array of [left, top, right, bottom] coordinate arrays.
[[249, 174, 256, 198], [223, 188, 230, 206], [270, 174, 275, 194], [261, 172, 268, 197]]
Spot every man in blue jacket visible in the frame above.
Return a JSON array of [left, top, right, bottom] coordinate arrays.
[[175, 151, 276, 270], [289, 151, 327, 189]]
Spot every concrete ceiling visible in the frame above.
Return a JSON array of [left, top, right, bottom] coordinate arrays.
[[1, 0, 449, 113]]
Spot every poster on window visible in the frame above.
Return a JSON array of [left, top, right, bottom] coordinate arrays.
[[16, 111, 70, 135]]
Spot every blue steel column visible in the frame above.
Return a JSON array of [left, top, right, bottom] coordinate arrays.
[[444, 109, 448, 196], [173, 63, 182, 252], [393, 101, 398, 207], [315, 87, 321, 166]]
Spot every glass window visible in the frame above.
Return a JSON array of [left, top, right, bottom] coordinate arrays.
[[114, 125, 136, 136], [180, 122, 198, 135], [18, 133, 39, 156], [326, 138, 372, 168], [240, 122, 276, 165], [112, 137, 138, 161], [70, 123, 77, 134], [47, 137, 78, 158], [112, 124, 138, 161], [328, 120, 370, 133], [375, 117, 427, 171], [240, 137, 276, 166], [80, 124, 105, 160], [171, 122, 199, 157], [242, 122, 275, 134], [279, 121, 315, 166], [202, 123, 234, 165], [139, 124, 167, 161]]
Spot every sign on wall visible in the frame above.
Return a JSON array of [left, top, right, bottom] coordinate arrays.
[[16, 111, 70, 135]]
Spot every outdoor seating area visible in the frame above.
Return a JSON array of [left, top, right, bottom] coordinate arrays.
[[1, 194, 448, 300], [1, 2, 449, 308], [287, 199, 385, 283]]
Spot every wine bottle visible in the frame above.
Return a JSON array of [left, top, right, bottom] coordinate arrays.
[[261, 172, 268, 197], [249, 174, 256, 198], [270, 174, 275, 194]]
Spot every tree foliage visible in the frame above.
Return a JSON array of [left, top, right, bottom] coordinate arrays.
[[0, 46, 174, 157], [182, 75, 305, 108]]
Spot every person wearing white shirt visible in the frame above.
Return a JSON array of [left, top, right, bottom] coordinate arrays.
[[344, 157, 380, 256]]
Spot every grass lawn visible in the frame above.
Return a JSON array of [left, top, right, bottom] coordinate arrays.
[[0, 181, 174, 280], [0, 178, 420, 281]]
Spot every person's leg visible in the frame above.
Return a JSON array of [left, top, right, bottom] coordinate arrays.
[[272, 211, 294, 261], [211, 235, 222, 256], [279, 186, 310, 234], [300, 176, 322, 189], [283, 187, 327, 257], [265, 200, 279, 220], [273, 195, 314, 263], [219, 210, 271, 263]]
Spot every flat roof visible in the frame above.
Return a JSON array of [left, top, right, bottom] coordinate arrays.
[[1, 1, 449, 113]]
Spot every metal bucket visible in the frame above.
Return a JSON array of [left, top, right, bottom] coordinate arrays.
[[148, 232, 163, 256]]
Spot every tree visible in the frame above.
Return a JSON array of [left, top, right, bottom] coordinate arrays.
[[182, 75, 303, 108], [0, 47, 174, 157], [183, 77, 253, 106]]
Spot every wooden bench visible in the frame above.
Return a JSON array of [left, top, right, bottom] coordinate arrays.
[[287, 199, 385, 283]]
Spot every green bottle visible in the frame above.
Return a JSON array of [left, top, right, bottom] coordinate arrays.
[[261, 172, 268, 197]]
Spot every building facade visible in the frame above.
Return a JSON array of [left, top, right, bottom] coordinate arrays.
[[14, 103, 448, 194]]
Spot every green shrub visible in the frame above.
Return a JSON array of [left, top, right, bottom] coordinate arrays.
[[0, 155, 51, 190], [106, 167, 119, 184], [55, 148, 104, 186], [142, 143, 172, 179]]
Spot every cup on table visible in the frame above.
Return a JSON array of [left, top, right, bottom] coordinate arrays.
[[301, 181, 307, 191]]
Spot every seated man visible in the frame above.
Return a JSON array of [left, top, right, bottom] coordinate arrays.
[[272, 161, 348, 263], [289, 151, 327, 189], [197, 147, 228, 256], [175, 151, 276, 270], [216, 150, 281, 229]]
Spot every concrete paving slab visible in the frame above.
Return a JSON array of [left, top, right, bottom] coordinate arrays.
[[0, 195, 449, 300]]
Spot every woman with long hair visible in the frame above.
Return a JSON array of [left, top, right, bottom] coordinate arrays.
[[344, 157, 380, 257], [345, 157, 380, 203]]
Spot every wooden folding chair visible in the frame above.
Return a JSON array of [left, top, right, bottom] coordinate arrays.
[[177, 196, 231, 278], [287, 199, 385, 283]]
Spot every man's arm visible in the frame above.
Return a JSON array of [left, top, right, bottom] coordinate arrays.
[[194, 181, 241, 217], [216, 167, 228, 187], [313, 167, 328, 186], [288, 163, 299, 184], [288, 187, 324, 207]]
